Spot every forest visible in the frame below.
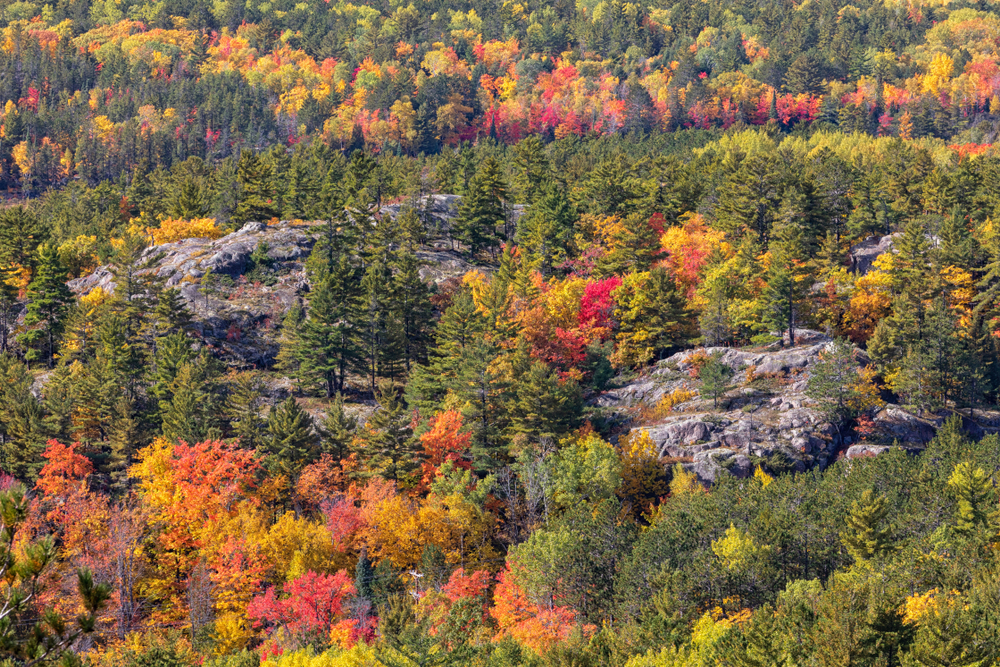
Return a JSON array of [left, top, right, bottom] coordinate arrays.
[[2, 0, 1000, 662]]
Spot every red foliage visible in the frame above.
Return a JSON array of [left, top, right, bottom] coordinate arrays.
[[490, 565, 590, 653], [247, 570, 355, 640], [578, 276, 622, 333], [36, 440, 92, 497], [323, 496, 365, 551], [441, 568, 490, 602], [419, 410, 473, 489]]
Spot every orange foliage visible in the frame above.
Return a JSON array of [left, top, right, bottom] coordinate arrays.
[[491, 565, 591, 653], [419, 410, 473, 490]]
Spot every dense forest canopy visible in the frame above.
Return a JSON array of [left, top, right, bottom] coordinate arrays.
[[3, 0, 1000, 664]]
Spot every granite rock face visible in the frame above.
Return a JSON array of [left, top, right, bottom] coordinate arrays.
[[599, 329, 985, 486], [67, 200, 481, 367]]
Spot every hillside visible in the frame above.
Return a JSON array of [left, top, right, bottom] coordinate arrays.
[[4, 0, 1000, 661]]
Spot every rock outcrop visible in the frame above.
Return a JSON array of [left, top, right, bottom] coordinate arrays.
[[67, 200, 482, 367], [598, 329, 990, 486]]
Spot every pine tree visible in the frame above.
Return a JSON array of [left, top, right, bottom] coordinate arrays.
[[161, 361, 217, 443], [761, 219, 811, 346], [700, 352, 734, 408], [319, 393, 357, 461], [507, 354, 582, 450], [783, 54, 824, 95], [283, 159, 322, 220], [405, 290, 488, 415], [226, 371, 266, 449], [715, 155, 782, 245], [150, 287, 193, 338], [18, 244, 72, 368], [516, 183, 577, 276], [0, 205, 45, 272], [168, 175, 209, 219], [150, 332, 196, 406], [0, 355, 47, 481], [351, 381, 418, 483], [265, 396, 317, 482], [807, 338, 863, 431], [232, 151, 278, 225], [298, 258, 363, 397], [0, 266, 20, 354], [275, 301, 306, 389], [937, 206, 977, 270], [947, 461, 995, 537], [391, 250, 433, 373], [361, 260, 404, 390], [512, 135, 550, 204], [841, 489, 895, 563], [454, 156, 507, 259], [107, 396, 143, 494]]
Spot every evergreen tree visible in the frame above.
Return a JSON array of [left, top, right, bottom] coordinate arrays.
[[391, 250, 433, 373], [0, 205, 46, 273], [361, 260, 404, 390], [700, 352, 734, 408], [783, 53, 824, 95], [512, 135, 550, 204], [18, 244, 72, 368], [150, 332, 196, 406], [226, 371, 266, 450], [715, 154, 783, 245], [264, 396, 317, 482], [841, 489, 895, 564], [161, 361, 218, 443], [107, 395, 143, 494], [516, 183, 577, 276], [299, 257, 362, 397], [507, 352, 582, 449], [807, 338, 863, 432], [454, 156, 507, 259], [761, 219, 811, 346], [232, 151, 279, 225], [319, 393, 357, 461], [350, 381, 418, 483], [937, 206, 977, 270], [405, 290, 488, 415], [947, 461, 995, 537], [150, 287, 193, 339], [275, 301, 306, 390]]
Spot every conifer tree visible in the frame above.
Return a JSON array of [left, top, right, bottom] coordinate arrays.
[[150, 332, 196, 406], [226, 371, 266, 450], [0, 205, 45, 273], [233, 151, 278, 225], [937, 206, 977, 270], [948, 461, 995, 537], [107, 395, 143, 493], [161, 361, 218, 443], [405, 290, 488, 414], [700, 352, 735, 408], [391, 250, 433, 373], [454, 156, 507, 259], [350, 381, 418, 483], [19, 244, 72, 368], [275, 301, 306, 389], [516, 183, 577, 276], [265, 396, 317, 482], [841, 489, 895, 563], [150, 287, 193, 339], [319, 393, 357, 461], [361, 260, 403, 390], [299, 256, 363, 397], [512, 135, 550, 204], [762, 219, 811, 346]]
